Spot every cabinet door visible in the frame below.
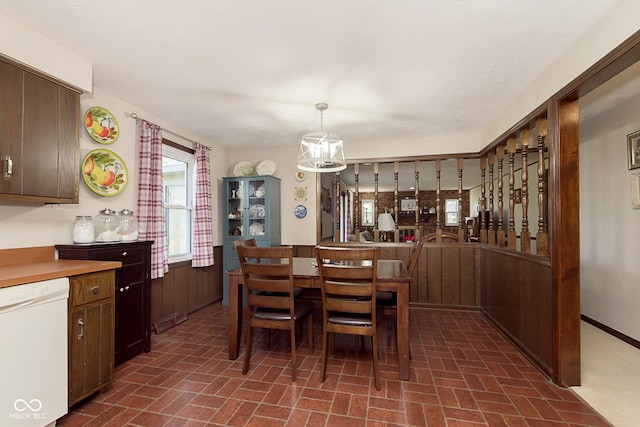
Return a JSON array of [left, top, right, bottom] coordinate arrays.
[[69, 299, 113, 405], [0, 61, 23, 195], [247, 177, 268, 238], [58, 87, 80, 200], [114, 277, 146, 365], [225, 178, 245, 237], [23, 73, 62, 198]]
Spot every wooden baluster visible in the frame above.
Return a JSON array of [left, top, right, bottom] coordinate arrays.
[[487, 152, 495, 245], [436, 159, 442, 242], [334, 172, 341, 242], [414, 161, 421, 239], [457, 158, 465, 242], [507, 137, 517, 250], [496, 146, 506, 246], [520, 129, 531, 253], [354, 163, 360, 240], [536, 117, 549, 256], [480, 156, 487, 243], [393, 161, 399, 242], [374, 162, 380, 241]]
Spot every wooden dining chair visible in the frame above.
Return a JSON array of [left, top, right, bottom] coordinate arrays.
[[233, 238, 257, 248], [236, 245, 314, 381], [315, 246, 382, 390], [376, 236, 425, 343]]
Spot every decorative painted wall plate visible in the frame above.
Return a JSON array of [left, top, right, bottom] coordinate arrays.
[[295, 170, 307, 182], [82, 149, 128, 196], [294, 186, 308, 201], [294, 204, 307, 219], [84, 106, 120, 144]]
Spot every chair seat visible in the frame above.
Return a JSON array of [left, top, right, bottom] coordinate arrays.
[[327, 310, 383, 327], [254, 301, 314, 321]]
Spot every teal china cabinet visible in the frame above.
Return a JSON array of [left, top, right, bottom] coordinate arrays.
[[222, 175, 281, 305]]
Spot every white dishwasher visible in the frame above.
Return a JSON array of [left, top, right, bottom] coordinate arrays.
[[0, 277, 69, 427]]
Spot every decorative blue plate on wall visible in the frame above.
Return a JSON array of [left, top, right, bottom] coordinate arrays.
[[294, 204, 307, 219]]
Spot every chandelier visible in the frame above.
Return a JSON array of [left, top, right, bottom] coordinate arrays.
[[297, 103, 346, 172]]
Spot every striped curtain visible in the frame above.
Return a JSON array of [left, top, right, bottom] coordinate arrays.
[[137, 120, 168, 279], [192, 143, 214, 267]]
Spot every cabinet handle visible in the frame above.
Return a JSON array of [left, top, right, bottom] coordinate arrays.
[[125, 285, 130, 291], [119, 287, 125, 292], [121, 251, 127, 257], [3, 155, 12, 179], [91, 286, 100, 294], [77, 319, 84, 340]]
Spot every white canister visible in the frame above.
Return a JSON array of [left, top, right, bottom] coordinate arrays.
[[73, 216, 94, 243]]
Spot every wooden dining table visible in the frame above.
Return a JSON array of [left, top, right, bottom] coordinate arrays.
[[226, 257, 412, 381]]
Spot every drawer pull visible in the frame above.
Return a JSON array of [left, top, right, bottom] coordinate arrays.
[[77, 319, 84, 340], [119, 286, 130, 292], [91, 286, 100, 294], [122, 251, 127, 257]]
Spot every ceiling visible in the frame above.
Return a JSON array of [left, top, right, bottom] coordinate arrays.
[[0, 0, 623, 151]]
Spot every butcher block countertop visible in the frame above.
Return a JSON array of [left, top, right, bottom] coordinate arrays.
[[0, 246, 121, 289]]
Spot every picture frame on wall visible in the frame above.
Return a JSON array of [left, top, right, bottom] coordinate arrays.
[[626, 130, 640, 170], [400, 198, 416, 212]]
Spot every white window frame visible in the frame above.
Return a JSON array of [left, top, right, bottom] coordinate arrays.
[[162, 144, 195, 263], [445, 198, 459, 227]]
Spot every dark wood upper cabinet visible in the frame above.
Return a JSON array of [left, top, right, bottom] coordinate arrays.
[[0, 58, 80, 203]]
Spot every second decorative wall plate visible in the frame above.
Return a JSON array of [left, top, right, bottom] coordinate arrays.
[[82, 149, 128, 196], [294, 186, 308, 201]]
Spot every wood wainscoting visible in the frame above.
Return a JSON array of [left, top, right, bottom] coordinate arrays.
[[150, 246, 223, 326], [480, 245, 553, 377], [295, 243, 479, 309]]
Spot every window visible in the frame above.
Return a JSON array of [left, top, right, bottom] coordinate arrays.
[[361, 199, 374, 226], [162, 144, 195, 262], [445, 199, 459, 226]]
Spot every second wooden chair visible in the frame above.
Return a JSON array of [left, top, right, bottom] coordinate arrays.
[[316, 246, 382, 390]]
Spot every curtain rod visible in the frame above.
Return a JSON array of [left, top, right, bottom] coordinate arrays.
[[129, 112, 211, 150]]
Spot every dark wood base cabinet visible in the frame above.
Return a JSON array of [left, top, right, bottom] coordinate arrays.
[[57, 241, 153, 366], [68, 270, 115, 407]]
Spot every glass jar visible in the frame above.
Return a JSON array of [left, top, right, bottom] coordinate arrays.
[[73, 216, 94, 243], [94, 208, 120, 242], [118, 209, 138, 241]]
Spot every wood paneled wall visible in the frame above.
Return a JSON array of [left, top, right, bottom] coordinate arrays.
[[480, 246, 553, 376], [295, 243, 478, 309], [150, 246, 223, 325]]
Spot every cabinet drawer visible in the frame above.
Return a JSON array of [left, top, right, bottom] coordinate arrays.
[[118, 264, 146, 288], [92, 248, 145, 267], [70, 271, 114, 307]]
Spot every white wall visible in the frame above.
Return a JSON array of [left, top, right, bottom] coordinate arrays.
[[483, 0, 640, 148], [0, 11, 92, 92], [580, 95, 640, 341], [0, 85, 227, 250]]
